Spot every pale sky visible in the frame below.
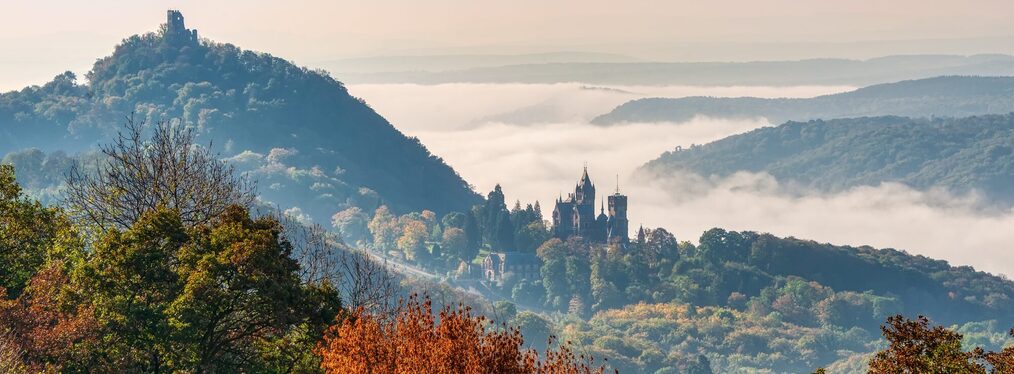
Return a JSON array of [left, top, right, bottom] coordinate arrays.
[[3, 0, 1014, 91]]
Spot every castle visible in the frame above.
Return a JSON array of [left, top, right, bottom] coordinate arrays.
[[552, 167, 629, 244], [165, 10, 199, 44]]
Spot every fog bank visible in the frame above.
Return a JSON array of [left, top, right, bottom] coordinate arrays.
[[349, 83, 1014, 276]]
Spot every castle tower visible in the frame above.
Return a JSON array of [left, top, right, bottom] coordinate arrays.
[[607, 180, 629, 243], [574, 166, 595, 206], [167, 10, 186, 31], [553, 166, 631, 244], [552, 195, 575, 239], [573, 167, 597, 238], [165, 10, 199, 44]]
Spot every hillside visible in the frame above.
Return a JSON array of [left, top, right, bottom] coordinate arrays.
[[640, 114, 1014, 201], [0, 12, 481, 223], [360, 183, 1014, 372], [336, 55, 1014, 85], [592, 76, 1014, 125], [555, 228, 1014, 372]]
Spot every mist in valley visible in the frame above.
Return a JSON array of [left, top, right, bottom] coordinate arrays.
[[351, 82, 1014, 277]]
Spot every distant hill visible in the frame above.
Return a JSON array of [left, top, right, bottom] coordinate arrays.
[[320, 52, 640, 75], [640, 114, 1014, 201], [593, 76, 1014, 125], [335, 54, 1014, 85], [0, 12, 481, 223]]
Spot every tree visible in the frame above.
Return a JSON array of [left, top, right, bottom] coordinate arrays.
[[316, 295, 607, 374], [494, 211, 516, 251], [65, 116, 254, 230], [80, 206, 339, 372], [515, 220, 551, 254], [511, 280, 546, 307], [441, 211, 467, 229], [511, 311, 552, 351], [685, 355, 713, 374], [0, 261, 98, 372], [0, 165, 80, 298], [494, 300, 518, 322], [368, 205, 399, 251], [443, 227, 469, 261], [398, 220, 428, 263], [645, 228, 678, 263], [481, 185, 509, 245], [330, 207, 369, 245], [869, 315, 987, 373], [464, 211, 482, 259]]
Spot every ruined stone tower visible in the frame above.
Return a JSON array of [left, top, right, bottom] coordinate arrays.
[[165, 10, 199, 44]]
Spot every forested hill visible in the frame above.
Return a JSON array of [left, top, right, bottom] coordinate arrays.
[[562, 227, 1014, 372], [0, 15, 481, 222], [640, 114, 1014, 201], [592, 76, 1014, 125]]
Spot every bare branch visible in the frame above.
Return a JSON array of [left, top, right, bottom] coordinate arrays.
[[65, 114, 255, 230]]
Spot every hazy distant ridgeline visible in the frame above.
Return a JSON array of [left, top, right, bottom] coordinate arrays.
[[593, 76, 1014, 125], [322, 51, 641, 74], [333, 54, 1014, 85], [0, 20, 481, 223], [641, 114, 1014, 201]]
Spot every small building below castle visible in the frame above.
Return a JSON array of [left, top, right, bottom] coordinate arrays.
[[482, 252, 541, 283], [552, 167, 629, 244]]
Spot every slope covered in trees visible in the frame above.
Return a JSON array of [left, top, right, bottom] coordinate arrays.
[[0, 13, 480, 223], [352, 181, 1014, 372], [592, 76, 1014, 125], [641, 114, 1014, 202]]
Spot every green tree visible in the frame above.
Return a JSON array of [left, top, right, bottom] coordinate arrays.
[[511, 311, 552, 351], [493, 300, 518, 322], [515, 220, 550, 254], [441, 211, 466, 229], [442, 227, 469, 261], [80, 206, 339, 372], [463, 211, 482, 259], [494, 211, 516, 251], [541, 258, 569, 311], [0, 165, 81, 298], [685, 355, 713, 374]]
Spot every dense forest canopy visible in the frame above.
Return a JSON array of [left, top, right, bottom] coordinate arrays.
[[0, 16, 481, 223], [593, 76, 1014, 125], [355, 179, 1014, 372], [641, 114, 1014, 202]]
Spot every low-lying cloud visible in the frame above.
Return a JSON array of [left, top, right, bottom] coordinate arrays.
[[348, 83, 1014, 277], [637, 171, 1014, 277]]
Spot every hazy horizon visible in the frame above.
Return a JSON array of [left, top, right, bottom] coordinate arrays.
[[5, 1, 1014, 91]]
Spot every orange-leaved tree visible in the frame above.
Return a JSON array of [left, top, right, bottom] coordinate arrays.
[[868, 315, 1014, 374], [316, 295, 611, 374]]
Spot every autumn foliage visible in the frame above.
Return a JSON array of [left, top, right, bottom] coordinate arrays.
[[316, 295, 610, 374], [0, 262, 98, 372], [868, 315, 1014, 374]]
